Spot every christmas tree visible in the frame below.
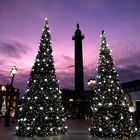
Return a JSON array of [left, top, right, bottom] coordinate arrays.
[[89, 31, 137, 139], [15, 18, 67, 136]]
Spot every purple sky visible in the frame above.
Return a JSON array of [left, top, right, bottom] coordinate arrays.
[[0, 0, 140, 96]]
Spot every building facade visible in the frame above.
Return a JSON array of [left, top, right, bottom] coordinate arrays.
[[61, 80, 140, 119], [0, 84, 20, 117]]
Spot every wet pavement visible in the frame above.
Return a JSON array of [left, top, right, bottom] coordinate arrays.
[[0, 119, 140, 140]]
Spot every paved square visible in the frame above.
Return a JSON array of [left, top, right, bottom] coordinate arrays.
[[0, 119, 140, 140]]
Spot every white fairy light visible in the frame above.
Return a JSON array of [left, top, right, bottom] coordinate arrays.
[[115, 97, 117, 99], [109, 102, 112, 106], [112, 128, 116, 132], [27, 127, 30, 130], [109, 75, 111, 78], [19, 108, 22, 111], [62, 118, 65, 121], [30, 106, 33, 110], [94, 107, 98, 111], [16, 126, 19, 130], [105, 116, 109, 120], [64, 126, 68, 129], [99, 128, 102, 131], [34, 96, 38, 100], [117, 87, 119, 90], [98, 103, 102, 106], [40, 107, 43, 110], [121, 116, 124, 120], [24, 118, 27, 121], [108, 89, 111, 92]]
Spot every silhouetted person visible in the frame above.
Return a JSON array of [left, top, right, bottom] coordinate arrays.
[[5, 111, 10, 127], [134, 110, 140, 128]]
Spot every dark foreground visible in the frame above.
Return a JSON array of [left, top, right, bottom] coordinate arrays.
[[0, 119, 140, 140]]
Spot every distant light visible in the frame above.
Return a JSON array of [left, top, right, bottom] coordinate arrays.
[[129, 106, 136, 112], [1, 86, 6, 91], [69, 99, 74, 102], [27, 127, 30, 130], [99, 128, 102, 131], [16, 126, 19, 130]]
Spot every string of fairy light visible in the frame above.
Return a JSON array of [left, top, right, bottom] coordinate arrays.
[[89, 31, 137, 139], [15, 18, 67, 136]]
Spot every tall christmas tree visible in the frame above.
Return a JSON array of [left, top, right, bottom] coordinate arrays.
[[89, 31, 137, 139], [15, 18, 67, 136]]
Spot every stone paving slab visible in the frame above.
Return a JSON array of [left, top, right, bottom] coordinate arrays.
[[0, 119, 140, 140]]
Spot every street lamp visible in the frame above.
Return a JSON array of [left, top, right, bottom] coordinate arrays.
[[87, 77, 96, 90], [5, 66, 17, 127]]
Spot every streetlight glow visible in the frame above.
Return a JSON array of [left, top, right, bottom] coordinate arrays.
[[87, 77, 96, 90], [10, 66, 17, 77], [5, 65, 17, 127]]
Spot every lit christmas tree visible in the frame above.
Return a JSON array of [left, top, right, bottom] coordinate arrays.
[[89, 31, 137, 139], [15, 18, 67, 136]]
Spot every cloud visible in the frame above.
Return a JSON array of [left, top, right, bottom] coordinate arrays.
[[67, 65, 74, 68], [118, 64, 140, 83], [0, 41, 27, 58], [56, 71, 74, 90], [0, 72, 8, 83], [62, 55, 73, 61]]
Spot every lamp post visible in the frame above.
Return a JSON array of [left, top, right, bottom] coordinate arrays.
[[87, 77, 96, 90], [5, 66, 17, 127]]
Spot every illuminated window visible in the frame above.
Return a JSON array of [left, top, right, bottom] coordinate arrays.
[[13, 102, 16, 107], [3, 96, 6, 99], [15, 89, 18, 92], [69, 99, 74, 102], [14, 96, 17, 100], [10, 109, 15, 117], [1, 86, 6, 91]]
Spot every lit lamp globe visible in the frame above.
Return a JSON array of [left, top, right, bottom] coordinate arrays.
[[129, 101, 136, 113], [129, 106, 136, 112], [87, 77, 96, 90], [10, 66, 17, 77]]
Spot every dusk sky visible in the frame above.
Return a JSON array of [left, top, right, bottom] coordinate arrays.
[[0, 0, 140, 97]]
